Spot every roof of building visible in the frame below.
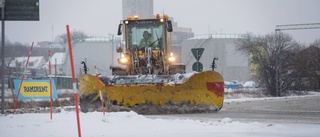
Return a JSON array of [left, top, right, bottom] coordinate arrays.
[[46, 52, 66, 65], [9, 56, 46, 69], [189, 34, 245, 40]]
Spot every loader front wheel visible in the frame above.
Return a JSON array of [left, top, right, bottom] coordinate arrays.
[[79, 94, 100, 113]]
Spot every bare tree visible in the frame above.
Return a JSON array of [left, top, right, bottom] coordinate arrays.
[[236, 32, 301, 96], [313, 39, 320, 75], [0, 41, 29, 104], [295, 39, 320, 91], [313, 39, 320, 91], [55, 30, 88, 52], [55, 30, 88, 45]]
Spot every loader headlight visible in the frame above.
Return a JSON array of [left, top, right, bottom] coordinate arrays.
[[120, 57, 128, 63], [118, 53, 128, 64], [168, 56, 175, 62], [160, 18, 164, 22], [168, 52, 175, 62]]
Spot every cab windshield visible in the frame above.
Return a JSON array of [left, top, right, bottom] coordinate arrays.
[[125, 20, 164, 50]]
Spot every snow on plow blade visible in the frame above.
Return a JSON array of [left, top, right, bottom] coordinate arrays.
[[78, 70, 224, 114]]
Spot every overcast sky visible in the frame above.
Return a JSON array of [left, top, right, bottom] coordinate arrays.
[[3, 0, 320, 45]]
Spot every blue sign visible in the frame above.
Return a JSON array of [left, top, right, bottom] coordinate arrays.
[[13, 79, 58, 100]]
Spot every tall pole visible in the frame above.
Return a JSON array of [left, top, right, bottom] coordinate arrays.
[[13, 41, 34, 114], [66, 25, 82, 137], [278, 33, 281, 97], [109, 33, 114, 65], [48, 50, 53, 119], [13, 42, 34, 114], [274, 30, 283, 97], [1, 5, 5, 114], [55, 58, 57, 83], [94, 65, 105, 116], [112, 34, 114, 65]]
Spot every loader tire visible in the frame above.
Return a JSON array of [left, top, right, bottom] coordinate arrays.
[[79, 94, 101, 113]]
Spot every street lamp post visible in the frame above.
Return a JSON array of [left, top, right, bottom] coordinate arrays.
[[109, 34, 114, 65], [1, 0, 5, 114]]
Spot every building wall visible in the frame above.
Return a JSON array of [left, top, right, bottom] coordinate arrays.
[[171, 44, 182, 63], [122, 0, 154, 19], [180, 37, 250, 81], [170, 17, 194, 44], [64, 41, 118, 77], [49, 64, 65, 75]]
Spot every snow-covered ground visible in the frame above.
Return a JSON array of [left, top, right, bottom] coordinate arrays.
[[1, 93, 320, 137], [1, 110, 319, 137]]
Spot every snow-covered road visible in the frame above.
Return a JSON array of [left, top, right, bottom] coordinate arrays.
[[1, 94, 320, 137], [148, 94, 320, 124]]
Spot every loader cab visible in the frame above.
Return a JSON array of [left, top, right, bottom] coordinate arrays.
[[117, 15, 172, 52], [115, 15, 179, 75]]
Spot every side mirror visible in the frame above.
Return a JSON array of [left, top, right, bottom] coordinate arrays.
[[167, 20, 173, 32], [117, 24, 123, 35], [116, 47, 123, 53]]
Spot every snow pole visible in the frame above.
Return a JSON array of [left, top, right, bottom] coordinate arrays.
[[94, 65, 105, 116], [13, 41, 34, 114], [66, 25, 82, 137], [48, 50, 53, 120]]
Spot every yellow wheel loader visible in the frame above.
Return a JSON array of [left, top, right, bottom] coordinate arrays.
[[78, 14, 224, 114]]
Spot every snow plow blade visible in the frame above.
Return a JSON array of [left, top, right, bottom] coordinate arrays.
[[78, 70, 224, 114]]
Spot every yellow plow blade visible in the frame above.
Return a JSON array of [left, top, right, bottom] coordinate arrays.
[[78, 70, 224, 114]]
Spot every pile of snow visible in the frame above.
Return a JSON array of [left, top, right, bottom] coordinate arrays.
[[224, 80, 261, 93], [224, 91, 320, 103], [1, 110, 320, 137], [243, 81, 256, 88]]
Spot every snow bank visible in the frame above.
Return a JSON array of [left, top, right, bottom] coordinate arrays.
[[224, 92, 320, 103]]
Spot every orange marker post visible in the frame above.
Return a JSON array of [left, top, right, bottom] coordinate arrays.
[[48, 50, 53, 119], [66, 25, 82, 137], [13, 41, 34, 114], [94, 65, 105, 116]]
